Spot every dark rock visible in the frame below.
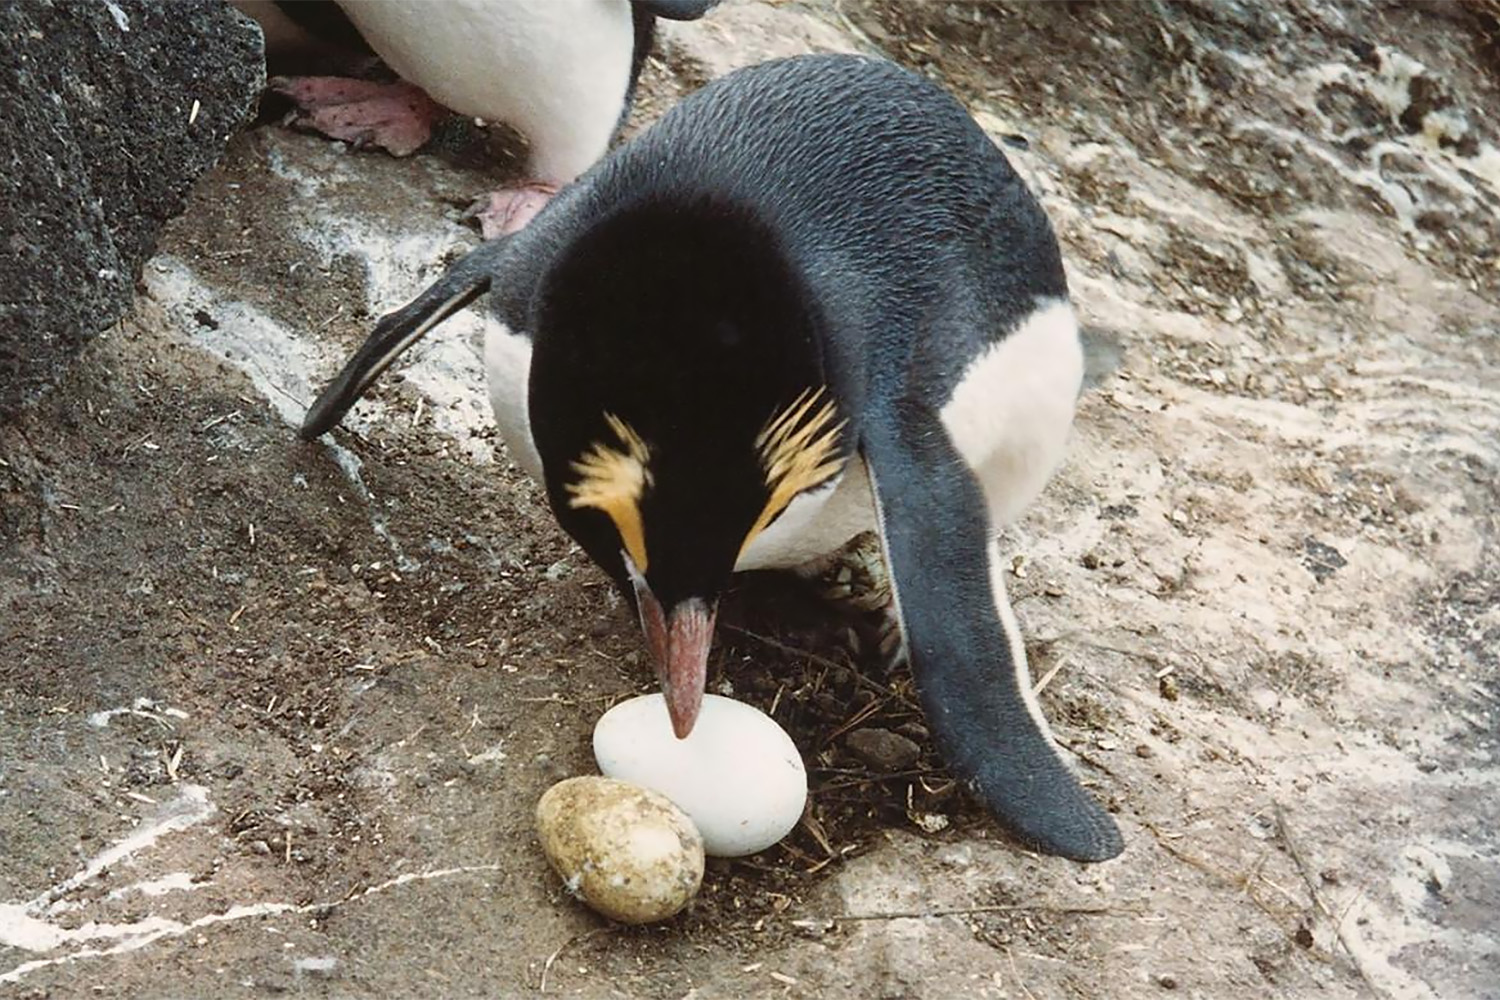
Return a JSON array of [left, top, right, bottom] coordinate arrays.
[[894, 721, 929, 742], [0, 0, 264, 410], [1301, 537, 1348, 583], [845, 727, 921, 772]]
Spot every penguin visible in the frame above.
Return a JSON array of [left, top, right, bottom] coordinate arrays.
[[300, 53, 1125, 863], [234, 0, 720, 236]]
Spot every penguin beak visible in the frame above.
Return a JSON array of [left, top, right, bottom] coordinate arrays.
[[633, 583, 716, 740]]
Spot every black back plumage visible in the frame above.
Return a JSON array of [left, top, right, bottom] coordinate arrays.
[[527, 53, 1068, 409]]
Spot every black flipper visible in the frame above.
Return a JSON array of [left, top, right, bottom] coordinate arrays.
[[625, 2, 719, 126], [864, 419, 1124, 862], [633, 1, 721, 20], [299, 239, 507, 441]]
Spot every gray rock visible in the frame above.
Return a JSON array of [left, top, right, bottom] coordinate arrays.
[[0, 0, 264, 410], [1302, 536, 1347, 583], [845, 727, 922, 773]]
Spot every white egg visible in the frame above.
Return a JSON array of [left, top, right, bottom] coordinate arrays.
[[593, 693, 808, 857]]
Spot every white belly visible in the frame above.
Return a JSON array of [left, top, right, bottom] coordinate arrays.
[[335, 0, 636, 180], [483, 320, 544, 481]]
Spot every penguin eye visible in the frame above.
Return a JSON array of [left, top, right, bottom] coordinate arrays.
[[738, 387, 847, 558], [566, 414, 653, 572]]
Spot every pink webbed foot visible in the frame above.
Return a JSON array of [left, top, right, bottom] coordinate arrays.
[[269, 76, 445, 157], [468, 182, 562, 239], [795, 531, 909, 670]]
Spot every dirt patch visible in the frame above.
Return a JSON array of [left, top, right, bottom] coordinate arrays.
[[3, 1, 1497, 998]]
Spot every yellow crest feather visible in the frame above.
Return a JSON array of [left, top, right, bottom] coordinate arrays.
[[740, 387, 847, 558], [566, 413, 652, 572]]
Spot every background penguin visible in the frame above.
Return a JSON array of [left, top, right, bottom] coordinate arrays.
[[233, 0, 720, 237], [300, 53, 1125, 863]]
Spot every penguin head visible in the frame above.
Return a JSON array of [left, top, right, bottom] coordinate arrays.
[[529, 195, 848, 738]]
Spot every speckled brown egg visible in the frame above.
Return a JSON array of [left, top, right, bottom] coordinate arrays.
[[535, 776, 705, 924]]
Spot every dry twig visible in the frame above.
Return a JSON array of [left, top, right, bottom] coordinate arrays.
[[832, 902, 1124, 922], [538, 927, 612, 993], [721, 624, 920, 709], [1274, 802, 1381, 994], [1007, 947, 1040, 1000]]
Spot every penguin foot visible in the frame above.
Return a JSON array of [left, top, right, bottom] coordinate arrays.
[[796, 532, 908, 670], [269, 76, 444, 157], [466, 182, 562, 239]]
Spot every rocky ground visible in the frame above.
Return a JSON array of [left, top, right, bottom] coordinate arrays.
[[2, 1, 1497, 998]]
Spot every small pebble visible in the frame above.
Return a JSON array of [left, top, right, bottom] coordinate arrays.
[[895, 721, 929, 742], [846, 727, 921, 772], [790, 918, 834, 938], [291, 956, 339, 979], [910, 811, 949, 833], [935, 843, 975, 868]]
